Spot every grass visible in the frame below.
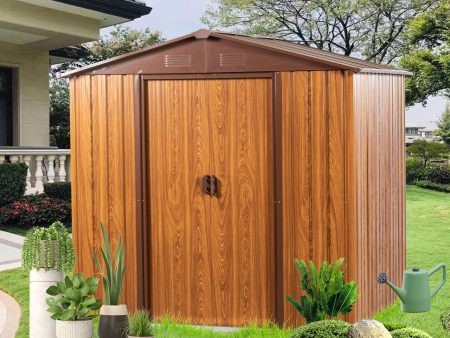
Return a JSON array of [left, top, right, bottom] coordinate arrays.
[[1, 185, 449, 337], [375, 185, 450, 337]]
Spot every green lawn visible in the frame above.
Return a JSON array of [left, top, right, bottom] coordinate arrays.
[[375, 186, 450, 337], [1, 186, 449, 337]]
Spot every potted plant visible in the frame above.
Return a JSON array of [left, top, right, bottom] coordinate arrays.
[[93, 223, 128, 338], [128, 310, 154, 338], [22, 221, 75, 338], [46, 273, 102, 338], [22, 221, 74, 272]]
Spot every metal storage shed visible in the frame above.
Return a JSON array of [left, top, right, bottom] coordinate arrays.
[[67, 29, 408, 326]]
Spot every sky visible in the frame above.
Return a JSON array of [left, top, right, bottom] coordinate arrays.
[[103, 0, 448, 122]]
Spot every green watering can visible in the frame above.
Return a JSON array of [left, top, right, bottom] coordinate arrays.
[[377, 263, 446, 313]]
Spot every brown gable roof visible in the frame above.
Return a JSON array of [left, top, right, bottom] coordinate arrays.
[[65, 29, 411, 77]]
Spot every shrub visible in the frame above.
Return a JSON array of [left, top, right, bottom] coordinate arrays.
[[22, 221, 75, 272], [286, 258, 357, 323], [416, 180, 450, 193], [442, 310, 450, 331], [290, 320, 350, 338], [382, 322, 408, 331], [406, 159, 427, 184], [128, 310, 154, 337], [0, 195, 71, 228], [390, 327, 432, 338], [427, 165, 450, 184], [44, 182, 71, 201], [46, 273, 102, 320], [0, 163, 27, 206]]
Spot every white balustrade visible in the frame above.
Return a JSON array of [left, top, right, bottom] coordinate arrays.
[[0, 148, 71, 195]]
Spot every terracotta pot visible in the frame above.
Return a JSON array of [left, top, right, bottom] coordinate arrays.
[[56, 319, 93, 338], [39, 240, 61, 269], [98, 304, 129, 338]]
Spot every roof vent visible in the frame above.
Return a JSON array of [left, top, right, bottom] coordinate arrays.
[[219, 53, 246, 66], [164, 54, 192, 67]]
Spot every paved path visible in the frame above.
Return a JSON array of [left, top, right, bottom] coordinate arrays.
[[0, 230, 24, 337]]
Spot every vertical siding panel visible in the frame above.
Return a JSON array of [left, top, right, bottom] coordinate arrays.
[[281, 72, 311, 326], [76, 76, 94, 278], [123, 75, 138, 310], [69, 78, 79, 272], [91, 75, 109, 302], [310, 71, 329, 267], [328, 71, 346, 262]]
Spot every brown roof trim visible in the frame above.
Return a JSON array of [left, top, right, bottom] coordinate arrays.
[[64, 29, 410, 77]]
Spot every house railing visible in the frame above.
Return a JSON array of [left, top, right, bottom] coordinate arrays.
[[0, 147, 71, 195]]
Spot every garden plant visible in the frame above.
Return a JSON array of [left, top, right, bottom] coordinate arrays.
[[128, 310, 154, 337], [286, 258, 357, 323]]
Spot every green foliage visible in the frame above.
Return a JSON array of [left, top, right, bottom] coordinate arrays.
[[44, 182, 71, 202], [50, 77, 70, 149], [0, 163, 27, 206], [93, 223, 126, 305], [286, 258, 357, 323], [21, 221, 74, 273], [416, 180, 450, 193], [382, 322, 408, 331], [406, 159, 428, 184], [437, 103, 450, 145], [441, 310, 450, 331], [0, 195, 71, 228], [406, 140, 449, 166], [128, 310, 154, 336], [289, 320, 350, 338], [202, 0, 437, 64], [401, 1, 449, 106], [427, 165, 450, 184], [391, 327, 432, 338], [46, 273, 102, 321]]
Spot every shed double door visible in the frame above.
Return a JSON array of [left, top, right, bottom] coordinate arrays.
[[146, 78, 275, 326]]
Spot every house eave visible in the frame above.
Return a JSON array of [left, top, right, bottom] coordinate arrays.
[[52, 0, 152, 20]]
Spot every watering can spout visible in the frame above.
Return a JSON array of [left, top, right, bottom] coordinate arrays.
[[377, 272, 408, 303]]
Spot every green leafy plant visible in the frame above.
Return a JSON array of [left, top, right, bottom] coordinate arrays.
[[22, 221, 74, 273], [286, 258, 357, 323], [46, 273, 102, 321], [128, 310, 154, 337], [427, 165, 450, 184], [93, 223, 125, 305], [44, 182, 71, 201], [406, 159, 428, 184], [416, 180, 450, 193], [290, 319, 350, 338], [0, 163, 27, 206], [390, 327, 432, 338], [382, 322, 408, 332]]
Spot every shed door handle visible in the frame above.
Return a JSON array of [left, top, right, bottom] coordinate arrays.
[[201, 175, 219, 196]]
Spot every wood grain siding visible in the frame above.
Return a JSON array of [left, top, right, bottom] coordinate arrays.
[[70, 75, 139, 310], [146, 78, 274, 326], [353, 73, 406, 319], [281, 71, 355, 326]]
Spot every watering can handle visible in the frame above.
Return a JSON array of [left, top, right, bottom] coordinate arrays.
[[429, 263, 446, 297]]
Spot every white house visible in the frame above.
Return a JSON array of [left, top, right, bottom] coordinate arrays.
[[0, 0, 151, 193], [405, 121, 441, 146]]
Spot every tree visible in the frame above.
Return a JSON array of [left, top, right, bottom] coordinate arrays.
[[202, 0, 438, 64], [400, 1, 450, 105], [406, 140, 449, 166], [50, 26, 163, 148], [437, 103, 450, 145]]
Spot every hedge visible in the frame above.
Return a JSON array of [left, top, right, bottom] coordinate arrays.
[[427, 165, 450, 184], [390, 327, 432, 338], [416, 180, 450, 193], [0, 163, 27, 207], [290, 320, 350, 338], [44, 182, 71, 202], [406, 159, 428, 184]]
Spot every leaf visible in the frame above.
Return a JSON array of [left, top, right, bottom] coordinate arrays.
[[60, 309, 76, 321], [65, 275, 73, 287], [47, 306, 62, 314], [46, 297, 58, 307], [64, 288, 81, 302], [81, 297, 96, 307], [46, 285, 60, 296], [79, 283, 90, 297], [73, 274, 81, 288], [57, 281, 67, 293], [91, 299, 103, 310]]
